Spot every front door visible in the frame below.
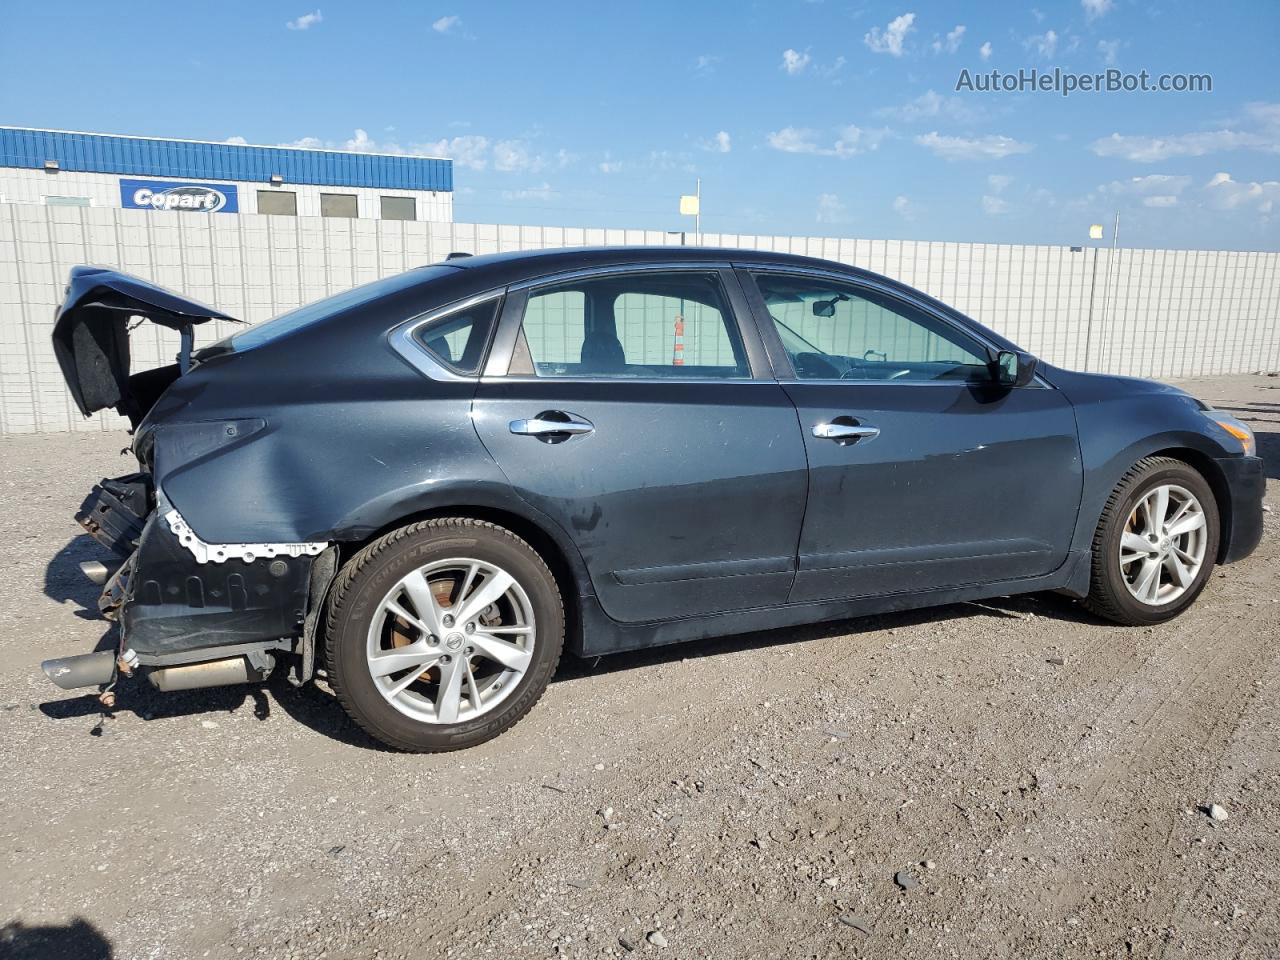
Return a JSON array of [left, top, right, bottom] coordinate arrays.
[[742, 269, 1083, 604], [471, 266, 809, 623]]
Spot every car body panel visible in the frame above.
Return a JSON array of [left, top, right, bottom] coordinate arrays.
[[779, 380, 1082, 602], [471, 378, 809, 622]]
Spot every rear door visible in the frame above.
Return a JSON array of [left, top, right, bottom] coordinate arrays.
[[471, 264, 809, 623], [740, 268, 1083, 604]]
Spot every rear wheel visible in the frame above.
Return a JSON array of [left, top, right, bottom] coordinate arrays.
[[1084, 457, 1219, 625], [324, 518, 563, 751]]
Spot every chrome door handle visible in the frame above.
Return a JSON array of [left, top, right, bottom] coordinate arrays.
[[813, 421, 880, 442], [509, 414, 594, 437]]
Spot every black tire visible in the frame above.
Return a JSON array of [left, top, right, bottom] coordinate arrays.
[[1083, 456, 1220, 625], [324, 518, 564, 752]]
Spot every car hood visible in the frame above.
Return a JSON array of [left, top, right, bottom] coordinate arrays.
[[1040, 363, 1206, 407], [52, 266, 237, 423]]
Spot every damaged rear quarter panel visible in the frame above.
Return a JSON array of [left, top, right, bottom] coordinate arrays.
[[142, 276, 534, 548]]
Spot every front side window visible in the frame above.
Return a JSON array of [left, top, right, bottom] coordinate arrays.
[[516, 272, 750, 379], [753, 273, 991, 382]]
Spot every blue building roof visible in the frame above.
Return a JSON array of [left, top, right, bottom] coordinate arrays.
[[0, 127, 453, 192]]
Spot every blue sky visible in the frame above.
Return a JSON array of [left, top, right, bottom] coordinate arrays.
[[2, 1, 1278, 249]]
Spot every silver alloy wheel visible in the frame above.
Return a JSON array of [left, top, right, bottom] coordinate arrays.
[[365, 557, 536, 724], [1118, 483, 1208, 606]]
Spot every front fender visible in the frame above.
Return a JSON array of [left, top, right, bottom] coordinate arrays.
[[1067, 393, 1243, 556]]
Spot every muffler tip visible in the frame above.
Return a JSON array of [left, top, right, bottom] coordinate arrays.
[[79, 560, 114, 585], [40, 650, 117, 690]]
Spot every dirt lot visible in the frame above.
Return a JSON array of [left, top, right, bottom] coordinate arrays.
[[1, 373, 1278, 960]]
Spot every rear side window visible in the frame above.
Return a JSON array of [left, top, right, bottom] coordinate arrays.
[[517, 271, 750, 379], [412, 297, 500, 375]]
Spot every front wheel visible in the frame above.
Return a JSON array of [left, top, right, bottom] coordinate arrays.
[[1084, 456, 1220, 625], [324, 518, 564, 752]]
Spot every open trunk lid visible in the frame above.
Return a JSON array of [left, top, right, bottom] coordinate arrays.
[[53, 266, 237, 424]]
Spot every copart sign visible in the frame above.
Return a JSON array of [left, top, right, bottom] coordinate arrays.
[[120, 179, 239, 213]]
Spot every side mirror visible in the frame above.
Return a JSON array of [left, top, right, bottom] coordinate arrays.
[[994, 350, 1038, 387]]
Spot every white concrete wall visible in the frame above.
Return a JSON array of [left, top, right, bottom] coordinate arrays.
[[1, 204, 1278, 434], [0, 168, 453, 222]]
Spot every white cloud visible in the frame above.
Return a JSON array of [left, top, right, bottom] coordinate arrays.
[[1082, 0, 1113, 21], [1142, 195, 1178, 208], [1026, 29, 1058, 59], [1097, 39, 1120, 65], [493, 139, 542, 172], [816, 193, 847, 223], [1100, 173, 1193, 196], [892, 195, 917, 220], [820, 55, 847, 78], [225, 136, 248, 145], [979, 41, 992, 60], [987, 174, 1013, 193], [932, 24, 966, 54], [417, 134, 491, 168], [781, 49, 811, 75], [286, 9, 322, 30], [915, 131, 1033, 160], [878, 89, 983, 124], [700, 130, 732, 153], [981, 194, 1011, 215], [694, 54, 720, 73], [275, 127, 571, 173], [768, 127, 822, 153], [598, 159, 623, 173], [1204, 172, 1280, 214], [768, 125, 888, 157], [1091, 129, 1276, 162], [502, 182, 557, 202], [432, 15, 460, 33], [344, 128, 375, 151], [864, 13, 915, 57]]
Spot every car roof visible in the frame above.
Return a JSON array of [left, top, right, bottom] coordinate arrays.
[[434, 245, 870, 287]]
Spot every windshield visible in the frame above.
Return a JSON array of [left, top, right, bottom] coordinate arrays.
[[225, 265, 457, 352]]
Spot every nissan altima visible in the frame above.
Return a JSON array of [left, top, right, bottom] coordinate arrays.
[[41, 247, 1264, 751]]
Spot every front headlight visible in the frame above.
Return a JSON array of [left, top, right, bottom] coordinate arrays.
[[1206, 411, 1256, 457]]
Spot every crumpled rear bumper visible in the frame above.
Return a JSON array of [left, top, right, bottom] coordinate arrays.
[[121, 507, 317, 660]]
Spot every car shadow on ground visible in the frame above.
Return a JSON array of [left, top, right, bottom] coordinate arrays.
[[37, 670, 385, 751], [552, 591, 1099, 683], [0, 917, 113, 959], [34, 591, 1101, 754], [43, 534, 123, 621], [1253, 431, 1279, 479]]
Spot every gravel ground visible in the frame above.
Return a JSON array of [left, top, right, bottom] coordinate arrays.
[[2, 373, 1278, 960]]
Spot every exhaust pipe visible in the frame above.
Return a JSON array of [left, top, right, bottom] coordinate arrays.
[[147, 654, 274, 692], [41, 650, 117, 690], [79, 560, 119, 585]]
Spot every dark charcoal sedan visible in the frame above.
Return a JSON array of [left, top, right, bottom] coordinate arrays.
[[42, 247, 1264, 751]]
